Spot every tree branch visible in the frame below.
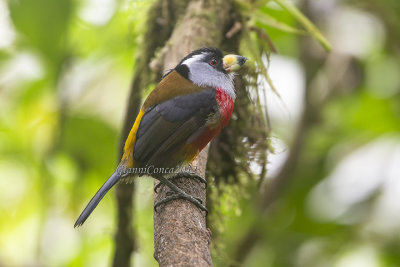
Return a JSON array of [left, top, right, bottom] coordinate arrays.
[[152, 0, 232, 265]]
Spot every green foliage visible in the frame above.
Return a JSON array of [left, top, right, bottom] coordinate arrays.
[[60, 115, 118, 171], [274, 0, 332, 51], [9, 0, 73, 78], [212, 1, 400, 266], [0, 0, 151, 265], [1, 0, 400, 266]]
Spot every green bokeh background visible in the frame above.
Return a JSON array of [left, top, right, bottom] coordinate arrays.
[[1, 0, 400, 266]]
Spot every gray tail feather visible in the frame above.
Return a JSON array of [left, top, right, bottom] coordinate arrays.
[[74, 170, 121, 228]]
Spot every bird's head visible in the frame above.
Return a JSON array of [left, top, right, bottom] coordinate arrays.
[[174, 47, 247, 99]]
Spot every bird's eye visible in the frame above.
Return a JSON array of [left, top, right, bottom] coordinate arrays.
[[210, 58, 218, 66]]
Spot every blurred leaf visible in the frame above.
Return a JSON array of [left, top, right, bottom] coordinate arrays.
[[60, 115, 118, 173], [349, 92, 400, 134], [273, 0, 332, 51], [253, 11, 306, 35], [8, 0, 73, 74]]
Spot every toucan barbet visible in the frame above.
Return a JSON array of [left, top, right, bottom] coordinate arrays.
[[75, 47, 247, 227]]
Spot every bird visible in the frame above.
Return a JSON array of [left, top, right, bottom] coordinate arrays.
[[74, 47, 247, 227]]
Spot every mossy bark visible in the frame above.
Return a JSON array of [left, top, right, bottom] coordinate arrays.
[[152, 0, 233, 266], [113, 0, 249, 265]]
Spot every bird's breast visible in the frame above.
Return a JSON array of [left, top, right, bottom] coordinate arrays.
[[184, 88, 234, 159], [215, 87, 234, 127]]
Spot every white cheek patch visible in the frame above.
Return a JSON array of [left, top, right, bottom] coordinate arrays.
[[183, 55, 236, 99]]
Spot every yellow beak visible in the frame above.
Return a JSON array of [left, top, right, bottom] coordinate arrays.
[[223, 54, 247, 73]]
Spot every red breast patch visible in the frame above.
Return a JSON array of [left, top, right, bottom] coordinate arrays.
[[215, 88, 234, 127]]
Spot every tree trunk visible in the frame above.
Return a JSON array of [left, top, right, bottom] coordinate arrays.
[[152, 0, 233, 265], [112, 1, 189, 265]]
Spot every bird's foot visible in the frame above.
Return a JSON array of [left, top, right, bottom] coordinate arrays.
[[154, 172, 207, 193], [153, 175, 208, 215], [154, 190, 208, 215]]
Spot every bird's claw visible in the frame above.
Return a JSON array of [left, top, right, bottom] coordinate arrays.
[[154, 191, 208, 215], [154, 172, 207, 193]]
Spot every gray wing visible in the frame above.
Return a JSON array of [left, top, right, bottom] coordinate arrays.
[[133, 88, 218, 166]]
